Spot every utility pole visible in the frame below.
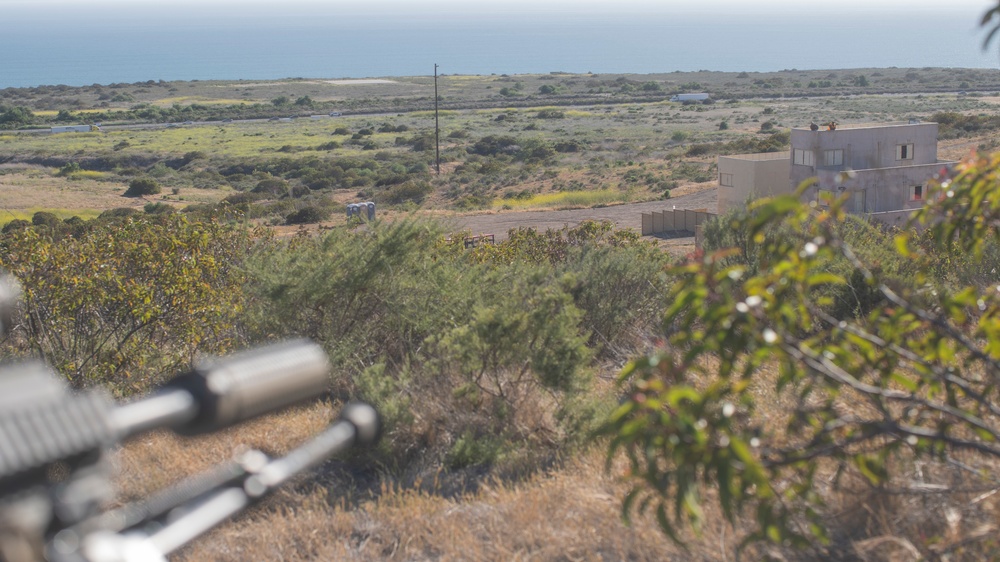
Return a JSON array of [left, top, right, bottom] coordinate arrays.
[[434, 63, 440, 175]]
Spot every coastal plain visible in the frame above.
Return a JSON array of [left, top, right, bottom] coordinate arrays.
[[4, 68, 1000, 560], [1, 67, 998, 229]]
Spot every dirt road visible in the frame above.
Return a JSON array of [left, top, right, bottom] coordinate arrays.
[[447, 188, 717, 241]]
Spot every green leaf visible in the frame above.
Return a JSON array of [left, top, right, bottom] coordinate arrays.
[[656, 503, 686, 547]]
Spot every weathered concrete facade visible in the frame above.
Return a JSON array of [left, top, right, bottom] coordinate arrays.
[[812, 163, 949, 213], [791, 122, 951, 215], [717, 122, 956, 220]]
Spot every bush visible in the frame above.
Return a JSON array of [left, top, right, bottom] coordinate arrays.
[[468, 136, 519, 157], [685, 144, 711, 157], [98, 207, 139, 220], [251, 178, 289, 197], [123, 178, 161, 197], [2, 219, 30, 234], [56, 162, 81, 177], [554, 140, 584, 153], [376, 180, 434, 205], [242, 219, 645, 473], [0, 215, 253, 393], [31, 212, 61, 229], [285, 206, 331, 225], [143, 202, 175, 215], [536, 109, 565, 119]]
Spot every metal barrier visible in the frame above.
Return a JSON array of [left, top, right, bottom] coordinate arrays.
[[641, 208, 715, 236]]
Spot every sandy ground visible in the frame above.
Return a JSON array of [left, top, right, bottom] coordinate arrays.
[[320, 79, 398, 85], [447, 189, 716, 239], [277, 187, 717, 254]]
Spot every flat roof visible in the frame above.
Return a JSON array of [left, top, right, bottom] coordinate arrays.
[[792, 121, 936, 132], [719, 152, 789, 161]]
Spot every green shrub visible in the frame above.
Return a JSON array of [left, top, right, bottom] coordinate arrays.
[[469, 135, 518, 157], [285, 206, 331, 225], [56, 162, 81, 177], [124, 178, 161, 197], [536, 109, 565, 119], [376, 180, 433, 205], [2, 219, 30, 234], [143, 202, 175, 215], [0, 215, 253, 393], [242, 219, 633, 472], [251, 178, 289, 197], [31, 212, 60, 229], [222, 192, 263, 205], [98, 207, 139, 220]]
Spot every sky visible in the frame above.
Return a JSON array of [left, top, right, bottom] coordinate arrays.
[[0, 0, 994, 11], [2, 0, 997, 86], [1, 0, 994, 25]]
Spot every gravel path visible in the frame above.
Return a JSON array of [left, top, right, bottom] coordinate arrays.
[[449, 188, 717, 240]]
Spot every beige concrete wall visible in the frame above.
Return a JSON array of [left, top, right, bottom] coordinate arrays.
[[718, 153, 791, 214], [867, 209, 917, 227]]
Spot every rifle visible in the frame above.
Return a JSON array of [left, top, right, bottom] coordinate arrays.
[[0, 278, 380, 561]]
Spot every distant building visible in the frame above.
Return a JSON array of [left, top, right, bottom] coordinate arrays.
[[669, 93, 710, 102], [717, 121, 957, 224], [51, 125, 97, 133]]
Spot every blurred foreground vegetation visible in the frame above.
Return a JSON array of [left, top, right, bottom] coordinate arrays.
[[0, 215, 669, 483], [604, 152, 1000, 557]]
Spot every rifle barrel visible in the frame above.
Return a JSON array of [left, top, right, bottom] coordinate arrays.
[[110, 388, 196, 437]]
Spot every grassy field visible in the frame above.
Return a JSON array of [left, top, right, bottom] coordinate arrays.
[[5, 67, 1000, 116]]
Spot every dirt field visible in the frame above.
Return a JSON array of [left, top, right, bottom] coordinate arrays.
[[448, 186, 715, 237]]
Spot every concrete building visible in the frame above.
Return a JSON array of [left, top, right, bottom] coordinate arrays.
[[717, 122, 956, 223], [717, 152, 790, 214], [50, 125, 96, 133]]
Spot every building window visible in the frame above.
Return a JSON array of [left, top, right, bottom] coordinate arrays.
[[816, 189, 835, 207], [896, 143, 914, 160], [910, 184, 924, 201], [793, 148, 814, 166], [720, 173, 733, 187], [823, 149, 844, 167]]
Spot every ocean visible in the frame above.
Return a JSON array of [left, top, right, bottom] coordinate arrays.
[[1, 2, 997, 88]]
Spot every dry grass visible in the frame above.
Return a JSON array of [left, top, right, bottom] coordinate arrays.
[[0, 169, 136, 214], [113, 403, 332, 501], [0, 169, 229, 219], [112, 399, 737, 561], [105, 355, 1000, 561], [169, 447, 729, 562]]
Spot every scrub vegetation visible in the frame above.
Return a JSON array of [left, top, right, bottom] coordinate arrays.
[[1, 67, 998, 227], [4, 67, 1000, 560]]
